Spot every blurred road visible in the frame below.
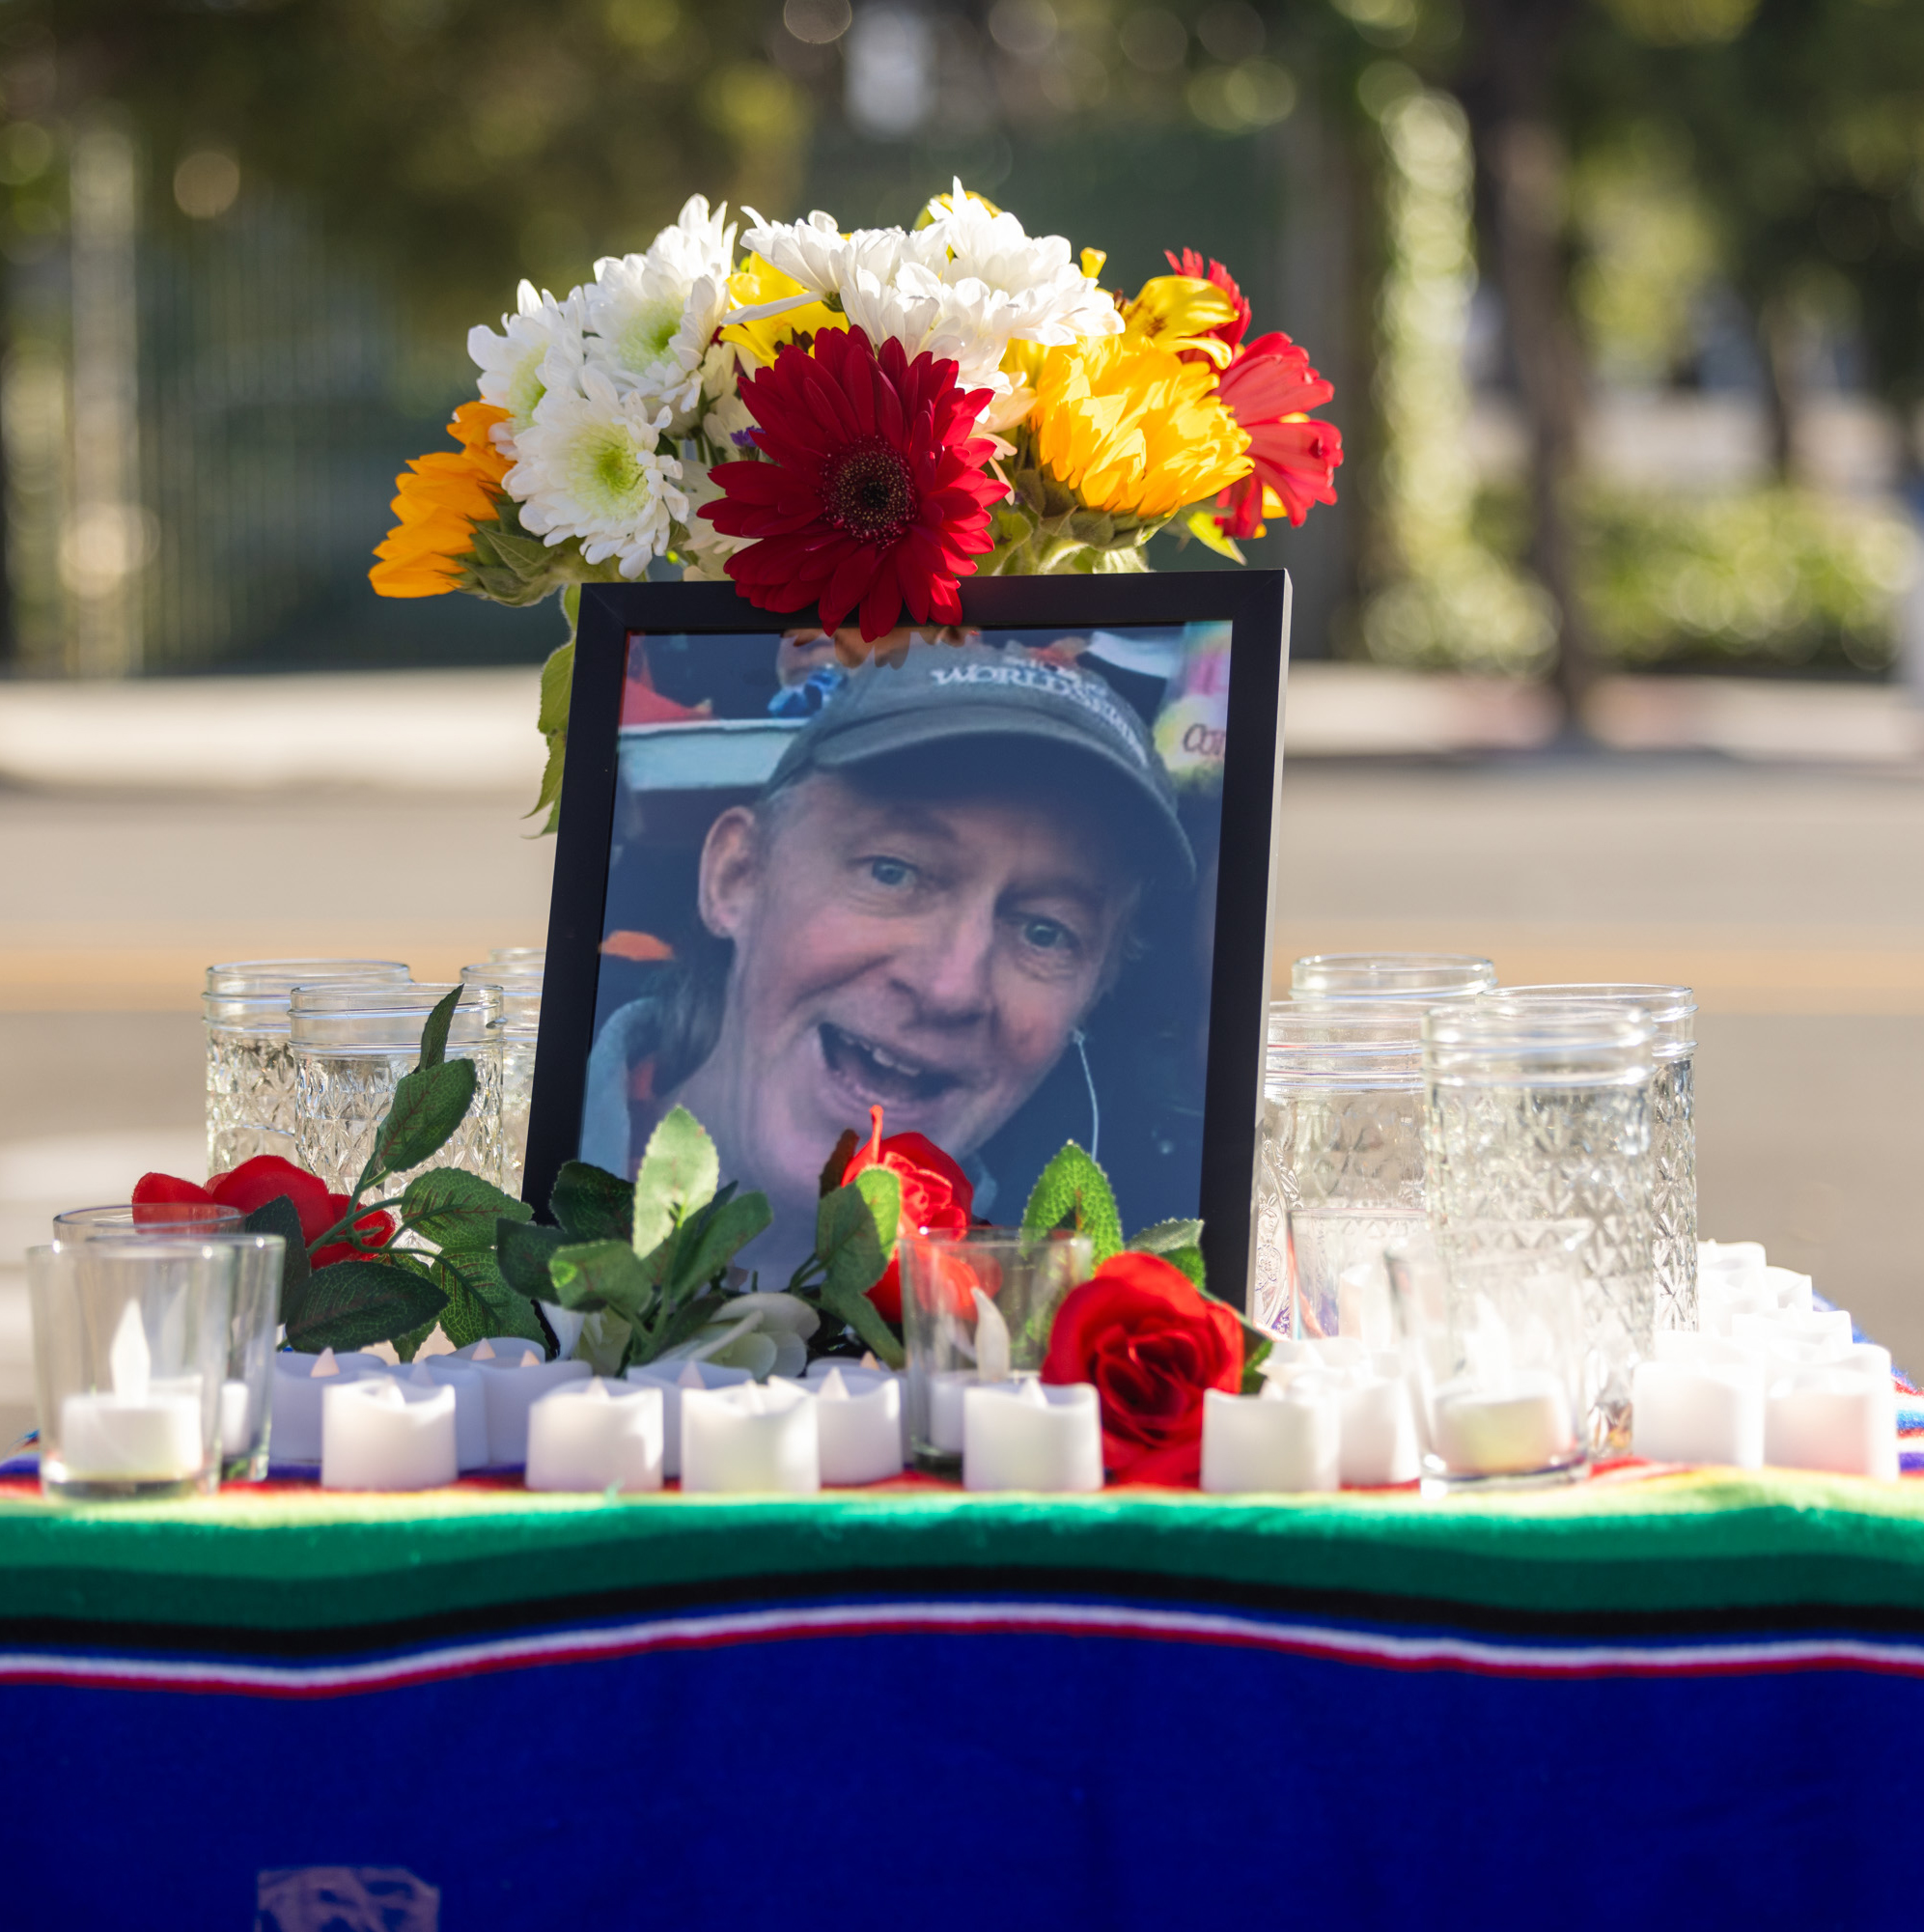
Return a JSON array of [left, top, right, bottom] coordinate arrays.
[[1, 665, 1920, 1444]]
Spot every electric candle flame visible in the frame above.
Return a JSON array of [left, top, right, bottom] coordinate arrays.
[[108, 1301, 150, 1403], [972, 1286, 1011, 1385]]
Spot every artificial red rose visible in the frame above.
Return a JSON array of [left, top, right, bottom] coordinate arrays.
[[132, 1156, 395, 1267], [1042, 1251, 1243, 1485], [841, 1106, 973, 1325]]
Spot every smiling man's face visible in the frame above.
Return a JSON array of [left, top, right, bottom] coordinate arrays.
[[675, 763, 1139, 1223]]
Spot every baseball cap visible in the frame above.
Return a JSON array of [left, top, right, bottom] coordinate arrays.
[[763, 642, 1195, 887]]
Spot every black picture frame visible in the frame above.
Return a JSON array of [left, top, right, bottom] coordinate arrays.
[[524, 572, 1291, 1311]]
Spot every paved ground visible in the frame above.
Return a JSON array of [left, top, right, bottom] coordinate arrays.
[[2, 714, 1920, 1444]]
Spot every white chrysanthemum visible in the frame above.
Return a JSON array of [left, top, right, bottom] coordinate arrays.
[[921, 179, 1123, 347], [589, 268, 732, 434], [699, 339, 759, 453], [839, 264, 1012, 394], [678, 462, 752, 570], [738, 208, 944, 300], [645, 194, 738, 285], [504, 367, 688, 579], [468, 281, 587, 439]]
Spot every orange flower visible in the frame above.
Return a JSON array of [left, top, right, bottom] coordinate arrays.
[[369, 402, 512, 598]]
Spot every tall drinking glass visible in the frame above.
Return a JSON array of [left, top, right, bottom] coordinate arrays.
[[28, 1240, 237, 1500], [1422, 999, 1657, 1454], [1292, 953, 1496, 1003], [1256, 1001, 1428, 1338], [899, 1229, 1092, 1472], [462, 959, 542, 1200], [292, 981, 505, 1192], [205, 960, 410, 1171], [1500, 984, 1697, 1333]]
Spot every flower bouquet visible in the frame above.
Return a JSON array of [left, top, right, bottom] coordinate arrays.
[[370, 182, 1341, 824]]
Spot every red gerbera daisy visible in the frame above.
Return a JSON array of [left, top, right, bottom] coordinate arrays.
[[1163, 247, 1251, 354], [699, 325, 1005, 643], [1213, 332, 1344, 538]]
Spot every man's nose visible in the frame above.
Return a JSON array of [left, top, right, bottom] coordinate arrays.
[[895, 899, 996, 1024]]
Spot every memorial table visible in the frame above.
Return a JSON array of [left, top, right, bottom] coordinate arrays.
[[4, 1468, 1924, 1927]]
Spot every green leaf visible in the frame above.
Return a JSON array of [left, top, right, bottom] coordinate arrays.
[[667, 1189, 772, 1298], [810, 1172, 905, 1367], [630, 1106, 719, 1258], [392, 1319, 438, 1364], [1021, 1142, 1124, 1265], [638, 1291, 728, 1366], [549, 1161, 633, 1244], [498, 1218, 567, 1299], [817, 1172, 897, 1304], [527, 635, 573, 833], [441, 1245, 546, 1348], [1129, 1218, 1204, 1255], [1241, 1333, 1273, 1395], [416, 983, 464, 1072], [546, 1238, 657, 1320], [850, 1165, 902, 1261], [242, 1193, 310, 1328], [372, 1057, 477, 1179], [286, 1256, 448, 1354], [400, 1167, 532, 1249], [1158, 1245, 1207, 1289]]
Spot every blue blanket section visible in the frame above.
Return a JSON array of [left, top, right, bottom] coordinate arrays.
[[2, 1614, 1921, 1930]]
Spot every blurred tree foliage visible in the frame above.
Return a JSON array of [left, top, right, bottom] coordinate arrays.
[[1, 0, 816, 345]]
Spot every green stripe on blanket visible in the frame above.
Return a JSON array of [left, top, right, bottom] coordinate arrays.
[[6, 1469, 1924, 1635]]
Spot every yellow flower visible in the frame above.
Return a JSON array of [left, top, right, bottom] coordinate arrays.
[[719, 253, 846, 368], [370, 403, 511, 598], [1030, 336, 1251, 521], [1120, 274, 1241, 370]]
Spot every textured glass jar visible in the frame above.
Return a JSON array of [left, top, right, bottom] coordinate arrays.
[[1255, 1001, 1430, 1337], [1292, 952, 1497, 1003], [462, 959, 542, 1200], [204, 960, 410, 1172], [292, 981, 505, 1192], [1422, 1000, 1657, 1453], [1501, 984, 1696, 1334]]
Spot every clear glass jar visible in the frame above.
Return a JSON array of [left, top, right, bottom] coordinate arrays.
[[1291, 952, 1497, 1002], [292, 982, 505, 1193], [488, 945, 546, 967], [1422, 999, 1657, 1454], [1256, 1001, 1430, 1338], [204, 960, 409, 1173], [1501, 985, 1696, 1335], [462, 959, 542, 1201]]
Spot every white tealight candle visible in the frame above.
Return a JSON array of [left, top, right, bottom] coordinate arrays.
[[475, 1349, 593, 1466], [525, 1379, 664, 1494], [1337, 1373, 1420, 1487], [1765, 1364, 1898, 1479], [925, 1368, 977, 1454], [962, 1380, 1101, 1493], [270, 1348, 385, 1463], [1430, 1372, 1577, 1477], [321, 1377, 458, 1491], [681, 1380, 820, 1494], [415, 1357, 489, 1470], [1632, 1357, 1765, 1467], [1200, 1381, 1340, 1494], [1732, 1307, 1854, 1351], [625, 1359, 755, 1477], [798, 1366, 903, 1486], [58, 1302, 204, 1484]]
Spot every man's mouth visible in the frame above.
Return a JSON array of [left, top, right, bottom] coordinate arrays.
[[819, 1023, 963, 1106]]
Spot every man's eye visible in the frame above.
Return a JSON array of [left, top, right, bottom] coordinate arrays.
[[867, 857, 916, 888], [1018, 916, 1075, 953]]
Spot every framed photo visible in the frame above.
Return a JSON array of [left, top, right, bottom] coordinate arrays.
[[525, 573, 1290, 1310]]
